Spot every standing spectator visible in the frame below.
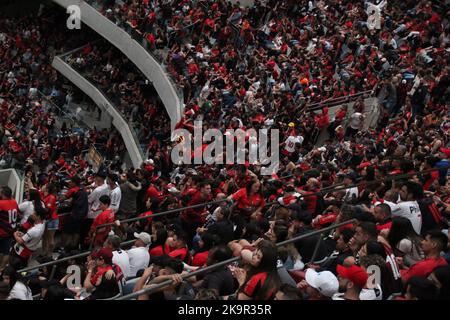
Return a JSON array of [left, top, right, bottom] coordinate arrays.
[[18, 189, 44, 226], [42, 183, 58, 257], [10, 206, 48, 269], [87, 195, 115, 249], [61, 176, 88, 251], [0, 186, 19, 271], [83, 173, 110, 247], [118, 172, 141, 220], [107, 174, 121, 215]]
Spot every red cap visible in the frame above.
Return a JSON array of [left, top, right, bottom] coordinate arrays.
[[91, 248, 113, 264], [336, 264, 368, 288]]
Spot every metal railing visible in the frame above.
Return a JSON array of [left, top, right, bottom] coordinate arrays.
[[305, 89, 375, 112], [17, 239, 136, 275], [116, 218, 357, 300]]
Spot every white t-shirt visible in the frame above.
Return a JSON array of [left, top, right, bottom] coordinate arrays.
[[110, 185, 122, 214], [18, 201, 44, 225], [349, 113, 363, 130], [127, 247, 150, 277], [7, 281, 32, 300], [88, 184, 110, 219], [22, 222, 45, 251], [284, 136, 304, 153], [360, 284, 383, 300], [113, 249, 131, 279], [345, 187, 359, 201], [391, 201, 422, 235]]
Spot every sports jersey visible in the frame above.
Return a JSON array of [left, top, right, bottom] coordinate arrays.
[[0, 199, 20, 237]]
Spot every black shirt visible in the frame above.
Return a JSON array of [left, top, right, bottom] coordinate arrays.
[[294, 226, 330, 263], [201, 267, 235, 296]]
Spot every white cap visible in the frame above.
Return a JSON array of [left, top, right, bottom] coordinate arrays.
[[134, 232, 151, 246], [305, 269, 339, 297], [145, 159, 154, 165]]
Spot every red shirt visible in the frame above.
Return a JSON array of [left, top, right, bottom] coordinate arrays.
[[44, 194, 58, 220], [168, 247, 188, 261], [90, 208, 115, 242], [145, 185, 163, 202], [65, 186, 80, 199], [231, 188, 265, 211], [376, 221, 392, 231], [181, 191, 212, 224], [149, 244, 169, 257], [242, 272, 275, 300], [0, 199, 20, 237], [400, 257, 447, 282], [192, 250, 209, 267], [91, 265, 113, 286]]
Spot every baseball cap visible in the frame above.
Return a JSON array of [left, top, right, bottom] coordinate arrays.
[[336, 264, 368, 288], [134, 232, 152, 246], [288, 122, 295, 127], [305, 269, 339, 297], [92, 248, 113, 264]]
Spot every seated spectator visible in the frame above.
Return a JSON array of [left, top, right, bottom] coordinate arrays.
[[127, 232, 151, 278], [1, 266, 32, 300], [332, 264, 369, 300], [405, 277, 439, 300], [296, 268, 339, 300], [230, 240, 281, 300], [399, 230, 448, 283]]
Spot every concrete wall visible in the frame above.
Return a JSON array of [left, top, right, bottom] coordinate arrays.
[[0, 169, 24, 204], [52, 0, 183, 130], [52, 56, 144, 168]]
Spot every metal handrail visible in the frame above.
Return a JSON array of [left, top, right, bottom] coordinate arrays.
[[116, 218, 357, 300], [17, 239, 136, 274], [306, 89, 375, 112]]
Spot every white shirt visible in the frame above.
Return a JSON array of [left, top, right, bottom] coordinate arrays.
[[22, 222, 45, 251], [88, 183, 110, 219], [127, 247, 150, 277], [391, 201, 422, 235], [113, 249, 131, 279], [345, 187, 359, 201], [349, 113, 363, 130], [18, 201, 43, 225], [284, 135, 304, 153], [110, 185, 122, 214], [360, 284, 383, 300], [7, 281, 32, 300]]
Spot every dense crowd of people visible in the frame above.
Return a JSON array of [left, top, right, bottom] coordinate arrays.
[[0, 0, 449, 301], [64, 39, 171, 150]]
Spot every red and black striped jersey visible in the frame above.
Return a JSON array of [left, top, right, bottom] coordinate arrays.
[[0, 199, 20, 237]]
